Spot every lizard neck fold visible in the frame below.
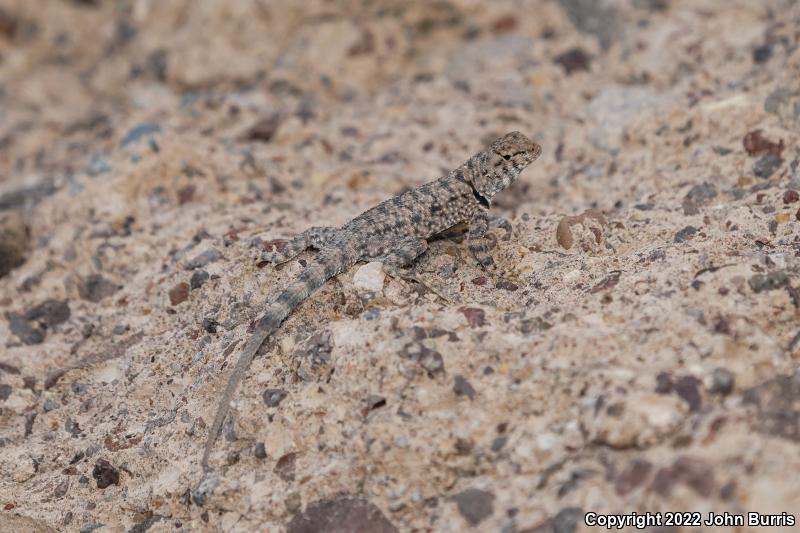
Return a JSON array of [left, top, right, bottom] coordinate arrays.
[[454, 167, 491, 208]]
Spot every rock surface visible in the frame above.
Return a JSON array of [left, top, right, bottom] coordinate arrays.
[[0, 1, 799, 531]]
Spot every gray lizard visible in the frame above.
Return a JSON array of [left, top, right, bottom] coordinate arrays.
[[202, 131, 542, 468]]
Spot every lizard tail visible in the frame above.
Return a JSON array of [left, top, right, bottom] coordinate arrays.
[[201, 248, 354, 469]]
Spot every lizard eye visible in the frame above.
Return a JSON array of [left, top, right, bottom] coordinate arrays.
[[502, 154, 511, 161]]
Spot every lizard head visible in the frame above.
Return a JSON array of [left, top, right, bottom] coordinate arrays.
[[471, 131, 542, 202]]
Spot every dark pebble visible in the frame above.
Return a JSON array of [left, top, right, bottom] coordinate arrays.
[[783, 190, 799, 204], [471, 276, 487, 286], [43, 398, 59, 411], [0, 383, 11, 400], [92, 459, 119, 489], [274, 452, 298, 482], [655, 372, 672, 393], [709, 368, 735, 395], [753, 154, 783, 179], [287, 496, 398, 533], [554, 47, 591, 74], [366, 394, 386, 410], [682, 183, 717, 215], [254, 442, 267, 459], [185, 248, 222, 270], [202, 318, 219, 334], [550, 507, 584, 533], [190, 270, 210, 289], [752, 43, 773, 64], [490, 436, 507, 452], [79, 274, 119, 303], [451, 488, 495, 526], [748, 271, 788, 293], [495, 280, 518, 291], [65, 417, 81, 436], [674, 225, 697, 243], [263, 388, 288, 407], [8, 313, 46, 344], [121, 122, 161, 148], [19, 300, 69, 334], [243, 113, 282, 143], [673, 376, 702, 412], [458, 307, 486, 328], [743, 129, 784, 157], [294, 331, 333, 367], [168, 282, 190, 305], [453, 375, 476, 400]]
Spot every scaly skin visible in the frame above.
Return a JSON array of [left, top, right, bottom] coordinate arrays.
[[201, 131, 542, 469]]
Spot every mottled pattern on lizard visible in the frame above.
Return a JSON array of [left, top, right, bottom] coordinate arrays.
[[202, 132, 542, 468]]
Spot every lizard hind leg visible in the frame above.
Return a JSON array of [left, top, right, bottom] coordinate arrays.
[[260, 226, 338, 265], [370, 237, 457, 303], [369, 237, 429, 269]]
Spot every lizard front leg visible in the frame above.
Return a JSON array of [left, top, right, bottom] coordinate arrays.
[[466, 206, 499, 272], [260, 225, 338, 265]]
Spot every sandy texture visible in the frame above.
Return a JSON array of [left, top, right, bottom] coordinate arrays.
[[1, 0, 799, 531]]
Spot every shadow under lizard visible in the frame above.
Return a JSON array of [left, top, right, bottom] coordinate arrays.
[[201, 131, 542, 470]]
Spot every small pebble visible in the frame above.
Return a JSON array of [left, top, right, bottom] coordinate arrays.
[[459, 307, 486, 328], [202, 318, 219, 334], [169, 282, 190, 305], [352, 261, 385, 292], [709, 368, 735, 395], [743, 129, 784, 157], [185, 248, 222, 270], [79, 274, 119, 303], [92, 459, 119, 489], [753, 154, 783, 179], [192, 475, 219, 506], [43, 398, 59, 412], [783, 190, 799, 204], [554, 47, 591, 74], [748, 271, 788, 293], [190, 270, 210, 289], [254, 442, 267, 459], [674, 225, 697, 243], [121, 122, 161, 148], [752, 43, 773, 64], [263, 388, 288, 407], [366, 394, 386, 410], [452, 488, 495, 526], [453, 375, 476, 400]]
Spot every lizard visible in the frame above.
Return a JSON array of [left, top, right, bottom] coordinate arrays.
[[201, 131, 542, 469]]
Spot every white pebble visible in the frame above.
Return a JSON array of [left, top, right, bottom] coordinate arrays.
[[353, 261, 386, 292]]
